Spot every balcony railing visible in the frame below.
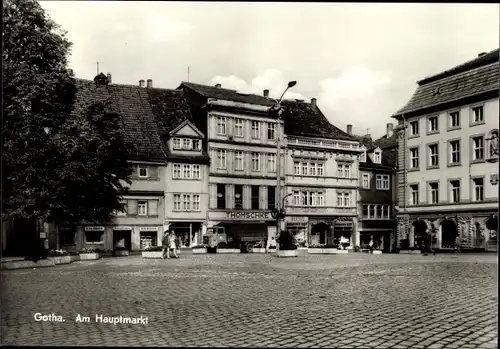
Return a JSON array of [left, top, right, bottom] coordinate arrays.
[[287, 136, 360, 151]]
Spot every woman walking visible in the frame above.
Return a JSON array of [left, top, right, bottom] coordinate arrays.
[[168, 230, 179, 259]]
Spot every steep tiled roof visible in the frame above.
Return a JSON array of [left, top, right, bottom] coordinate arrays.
[[180, 82, 275, 106], [74, 79, 196, 161], [280, 100, 357, 141], [353, 135, 375, 149], [393, 49, 499, 117], [373, 132, 397, 150]]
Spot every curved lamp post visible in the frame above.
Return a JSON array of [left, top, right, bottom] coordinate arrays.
[[270, 81, 297, 252]]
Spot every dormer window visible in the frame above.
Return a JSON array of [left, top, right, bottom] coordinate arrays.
[[173, 138, 182, 149], [373, 152, 381, 164], [192, 139, 201, 150], [182, 138, 192, 149], [360, 152, 366, 162], [172, 137, 201, 151]]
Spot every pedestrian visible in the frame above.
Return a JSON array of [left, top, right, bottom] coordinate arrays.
[[169, 230, 179, 259], [454, 234, 461, 255], [162, 230, 169, 259]]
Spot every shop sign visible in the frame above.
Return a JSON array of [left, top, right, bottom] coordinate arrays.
[[285, 216, 308, 224], [226, 211, 270, 220], [140, 226, 158, 232], [113, 226, 132, 231], [84, 226, 105, 232]]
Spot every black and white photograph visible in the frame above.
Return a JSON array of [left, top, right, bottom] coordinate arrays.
[[1, 1, 499, 347]]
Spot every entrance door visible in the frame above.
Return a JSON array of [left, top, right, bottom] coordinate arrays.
[[440, 220, 457, 249], [113, 230, 132, 251]]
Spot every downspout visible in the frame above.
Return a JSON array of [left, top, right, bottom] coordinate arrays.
[[401, 114, 407, 247]]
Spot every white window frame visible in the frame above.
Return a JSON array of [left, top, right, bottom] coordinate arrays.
[[234, 151, 244, 171], [449, 180, 461, 203], [216, 117, 227, 135], [449, 111, 460, 128], [192, 165, 201, 179], [428, 144, 439, 167], [294, 162, 300, 175], [192, 139, 201, 150], [373, 152, 381, 164], [182, 138, 192, 150], [182, 194, 191, 210], [267, 123, 276, 140], [293, 191, 300, 206], [173, 138, 182, 150], [309, 192, 316, 206], [251, 121, 260, 139], [429, 182, 439, 204], [251, 152, 260, 171], [472, 178, 484, 201], [472, 136, 484, 160], [382, 205, 390, 219], [183, 164, 191, 179], [138, 200, 148, 216], [138, 166, 148, 178], [192, 194, 201, 211], [309, 163, 316, 176], [173, 164, 181, 179], [449, 140, 461, 164], [337, 164, 344, 177], [410, 184, 419, 205], [362, 173, 370, 189], [268, 154, 276, 172], [410, 147, 419, 169], [216, 150, 227, 169], [472, 106, 484, 123], [317, 192, 324, 206], [344, 164, 350, 178], [301, 192, 307, 206], [301, 162, 308, 176], [428, 116, 438, 132], [234, 119, 243, 137], [173, 194, 181, 210], [337, 192, 350, 207], [317, 163, 324, 176], [410, 121, 419, 136]]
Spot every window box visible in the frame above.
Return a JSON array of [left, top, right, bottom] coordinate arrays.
[[216, 248, 241, 254], [80, 252, 101, 260], [275, 250, 298, 258], [142, 251, 163, 259]]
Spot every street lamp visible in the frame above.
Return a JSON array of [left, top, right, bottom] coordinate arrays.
[[270, 81, 297, 252]]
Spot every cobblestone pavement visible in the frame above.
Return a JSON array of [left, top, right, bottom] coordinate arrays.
[[1, 253, 497, 348]]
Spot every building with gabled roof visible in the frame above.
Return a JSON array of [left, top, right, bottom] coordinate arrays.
[[391, 49, 499, 252]]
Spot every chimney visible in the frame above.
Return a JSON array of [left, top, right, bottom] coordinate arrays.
[[106, 73, 112, 84], [263, 89, 269, 97], [386, 123, 394, 138], [311, 98, 317, 106], [478, 52, 487, 57], [346, 124, 352, 135], [139, 79, 145, 87], [146, 79, 153, 88], [215, 83, 221, 88]]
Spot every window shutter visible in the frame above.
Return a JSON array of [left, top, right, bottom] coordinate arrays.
[[149, 200, 158, 216], [149, 166, 158, 178], [128, 200, 137, 215]]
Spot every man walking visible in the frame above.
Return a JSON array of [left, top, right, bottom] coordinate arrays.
[[162, 230, 169, 259], [454, 234, 461, 255]]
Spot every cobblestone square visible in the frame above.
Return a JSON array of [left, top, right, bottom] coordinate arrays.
[[1, 253, 497, 347]]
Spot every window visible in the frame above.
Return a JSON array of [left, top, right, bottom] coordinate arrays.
[[376, 205, 382, 218], [138, 166, 148, 178], [183, 164, 191, 179], [234, 119, 243, 137], [301, 191, 307, 205], [449, 140, 460, 164], [363, 205, 369, 218], [375, 174, 390, 190], [472, 136, 484, 160], [301, 163, 308, 175], [383, 205, 390, 219], [173, 164, 181, 179], [216, 184, 226, 209], [182, 194, 191, 210], [360, 152, 366, 162], [293, 191, 300, 206], [373, 152, 381, 164], [192, 165, 201, 179], [429, 182, 439, 204], [267, 186, 276, 210], [362, 174, 370, 189], [317, 163, 324, 176], [268, 154, 276, 172], [410, 147, 419, 169], [234, 185, 243, 209], [173, 194, 181, 210], [472, 106, 484, 123], [309, 163, 316, 176], [344, 164, 350, 178], [192, 139, 201, 150], [428, 116, 438, 132], [309, 192, 317, 206], [216, 117, 226, 135], [449, 111, 460, 128], [192, 195, 200, 211], [337, 192, 350, 207], [410, 121, 419, 136], [182, 138, 192, 150], [473, 178, 484, 201], [251, 153, 260, 171], [410, 184, 419, 205], [138, 200, 148, 216], [85, 231, 103, 243], [449, 180, 460, 203], [251, 121, 260, 139], [216, 150, 226, 169], [267, 123, 276, 140], [173, 138, 181, 149], [428, 144, 439, 167], [251, 185, 260, 209], [317, 192, 324, 206], [338, 163, 350, 178], [234, 151, 244, 171], [294, 162, 300, 175], [369, 205, 375, 218]]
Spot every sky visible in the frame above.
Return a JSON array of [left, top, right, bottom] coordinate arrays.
[[40, 2, 499, 139]]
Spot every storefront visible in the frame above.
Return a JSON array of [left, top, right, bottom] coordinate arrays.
[[167, 222, 202, 248], [286, 216, 308, 246], [58, 225, 77, 249], [113, 226, 132, 250], [308, 217, 354, 247], [138, 226, 160, 250], [83, 226, 106, 250]]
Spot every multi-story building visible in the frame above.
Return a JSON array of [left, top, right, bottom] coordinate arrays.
[[282, 100, 361, 247], [353, 123, 398, 252], [392, 49, 499, 252]]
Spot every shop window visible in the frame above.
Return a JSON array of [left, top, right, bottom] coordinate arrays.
[[234, 185, 243, 209], [140, 233, 157, 250], [251, 185, 260, 209], [217, 184, 226, 209], [85, 231, 103, 243]]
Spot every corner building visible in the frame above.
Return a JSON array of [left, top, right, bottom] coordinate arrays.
[[392, 49, 499, 252]]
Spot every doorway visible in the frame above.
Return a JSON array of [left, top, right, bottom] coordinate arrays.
[[113, 230, 132, 251], [440, 219, 457, 249]]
